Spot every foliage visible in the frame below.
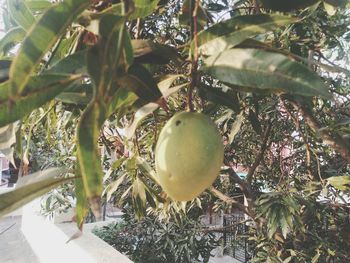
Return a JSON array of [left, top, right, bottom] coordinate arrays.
[[93, 208, 217, 263], [0, 0, 349, 262]]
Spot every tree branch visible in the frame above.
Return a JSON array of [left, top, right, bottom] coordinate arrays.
[[209, 187, 252, 217], [246, 122, 272, 183], [290, 100, 350, 163]]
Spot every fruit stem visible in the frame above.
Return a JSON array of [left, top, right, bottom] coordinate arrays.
[[187, 0, 200, 112]]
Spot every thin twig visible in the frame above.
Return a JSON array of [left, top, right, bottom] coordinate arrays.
[[281, 99, 315, 180], [209, 187, 252, 217], [289, 99, 350, 163], [187, 0, 200, 112], [246, 122, 272, 183]]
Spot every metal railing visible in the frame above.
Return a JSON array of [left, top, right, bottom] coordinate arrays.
[[222, 214, 253, 263]]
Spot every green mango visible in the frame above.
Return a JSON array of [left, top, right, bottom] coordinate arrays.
[[155, 112, 224, 201]]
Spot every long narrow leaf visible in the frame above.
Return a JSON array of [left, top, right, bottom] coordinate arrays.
[[76, 100, 106, 218], [202, 48, 331, 99], [0, 168, 73, 218], [8, 0, 36, 31], [0, 27, 26, 56], [194, 14, 296, 56], [74, 165, 88, 230], [9, 0, 91, 98], [0, 74, 82, 127]]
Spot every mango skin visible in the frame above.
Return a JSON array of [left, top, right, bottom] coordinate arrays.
[[155, 112, 224, 201]]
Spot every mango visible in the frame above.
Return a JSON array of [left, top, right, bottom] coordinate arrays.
[[155, 112, 224, 201]]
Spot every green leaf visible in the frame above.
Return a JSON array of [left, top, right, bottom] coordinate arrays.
[[87, 14, 125, 96], [47, 50, 88, 75], [132, 39, 182, 65], [0, 168, 73, 218], [85, 0, 159, 21], [76, 100, 106, 218], [194, 14, 296, 56], [74, 165, 88, 230], [0, 74, 81, 127], [124, 102, 159, 139], [198, 84, 240, 113], [48, 31, 80, 66], [9, 0, 91, 98], [0, 27, 26, 57], [258, 0, 319, 11], [237, 39, 350, 77], [107, 87, 138, 116], [26, 0, 52, 11], [129, 0, 160, 19], [228, 113, 244, 144], [327, 176, 350, 191], [56, 92, 92, 105], [201, 48, 331, 99], [104, 173, 127, 202], [324, 0, 348, 8], [179, 0, 210, 30], [117, 64, 163, 103], [311, 250, 321, 263], [323, 1, 337, 15], [136, 156, 160, 185], [248, 109, 262, 135], [280, 208, 291, 239], [8, 0, 36, 30], [157, 74, 188, 98]]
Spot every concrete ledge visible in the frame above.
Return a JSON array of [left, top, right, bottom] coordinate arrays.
[[21, 200, 133, 263]]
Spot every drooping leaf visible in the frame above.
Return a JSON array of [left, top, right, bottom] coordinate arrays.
[[56, 92, 92, 105], [26, 0, 52, 12], [47, 50, 88, 75], [323, 1, 337, 15], [107, 88, 138, 116], [129, 0, 160, 19], [132, 39, 182, 65], [0, 168, 73, 218], [327, 176, 350, 191], [228, 113, 244, 144], [324, 0, 348, 8], [80, 0, 159, 24], [198, 84, 240, 113], [104, 173, 127, 202], [87, 14, 125, 96], [248, 109, 262, 135], [55, 83, 93, 104], [136, 156, 160, 185], [124, 102, 159, 139], [157, 74, 188, 98], [9, 0, 91, 98], [258, 0, 319, 11], [8, 0, 36, 30], [117, 64, 163, 103], [201, 48, 331, 99], [0, 27, 26, 56], [237, 39, 350, 78], [194, 14, 296, 56], [48, 31, 80, 66], [0, 74, 81, 127], [75, 165, 88, 230], [76, 100, 106, 218]]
